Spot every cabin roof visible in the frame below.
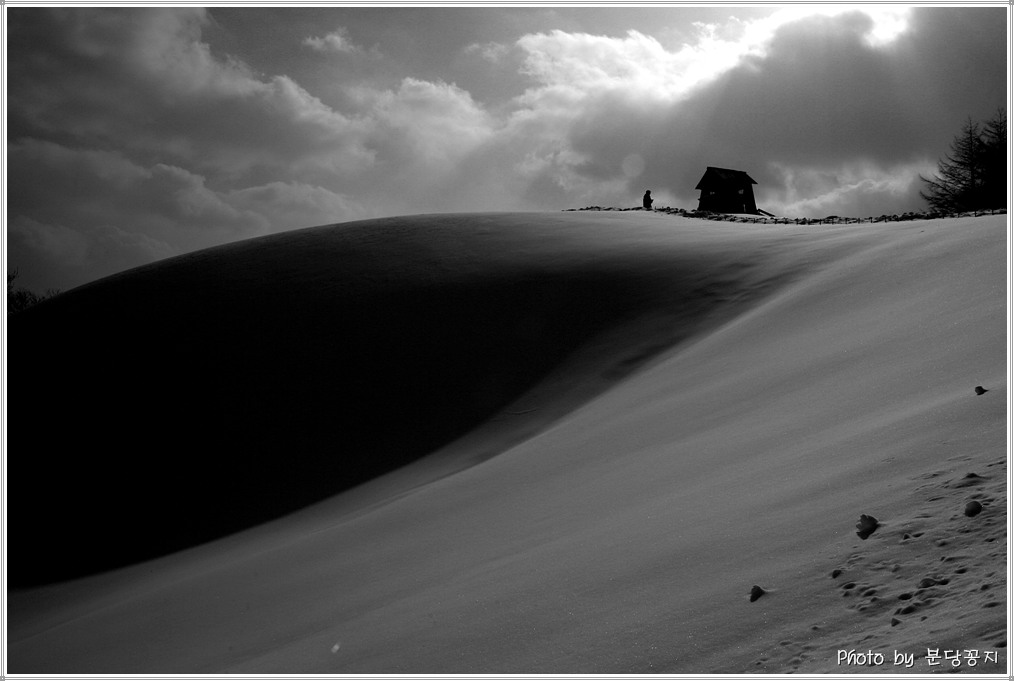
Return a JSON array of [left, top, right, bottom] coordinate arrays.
[[695, 166, 757, 190]]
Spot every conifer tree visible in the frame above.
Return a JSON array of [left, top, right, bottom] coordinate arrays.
[[920, 110, 1006, 213], [981, 108, 1007, 209]]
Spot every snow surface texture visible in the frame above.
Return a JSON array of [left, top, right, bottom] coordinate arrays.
[[8, 212, 1007, 673]]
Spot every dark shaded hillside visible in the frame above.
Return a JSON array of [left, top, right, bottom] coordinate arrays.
[[10, 213, 780, 586]]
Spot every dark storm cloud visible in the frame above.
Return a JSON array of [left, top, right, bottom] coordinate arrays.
[[7, 8, 374, 181], [7, 8, 378, 290]]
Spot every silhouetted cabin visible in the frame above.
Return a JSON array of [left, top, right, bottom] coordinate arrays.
[[695, 166, 759, 214]]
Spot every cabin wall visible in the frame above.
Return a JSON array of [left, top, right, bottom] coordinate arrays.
[[697, 186, 758, 214]]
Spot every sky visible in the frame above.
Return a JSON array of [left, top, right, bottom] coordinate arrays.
[[5, 4, 1009, 292]]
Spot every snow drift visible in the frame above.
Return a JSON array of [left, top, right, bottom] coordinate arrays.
[[7, 211, 1006, 673]]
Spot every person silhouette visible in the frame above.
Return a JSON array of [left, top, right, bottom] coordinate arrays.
[[642, 190, 654, 210]]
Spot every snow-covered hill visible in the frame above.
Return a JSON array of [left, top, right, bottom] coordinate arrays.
[[8, 211, 1007, 673]]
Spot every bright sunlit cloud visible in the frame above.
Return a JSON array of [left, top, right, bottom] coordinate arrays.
[[515, 6, 914, 104], [745, 5, 913, 50]]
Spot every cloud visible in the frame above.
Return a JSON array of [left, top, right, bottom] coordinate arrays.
[[764, 160, 939, 218], [9, 217, 92, 270], [303, 27, 362, 54], [7, 8, 376, 184], [8, 216, 178, 292], [7, 136, 364, 290], [226, 182, 367, 231], [364, 78, 494, 161], [341, 77, 500, 215], [517, 29, 693, 104], [464, 40, 510, 63], [514, 7, 914, 106], [10, 138, 253, 235], [7, 8, 382, 288]]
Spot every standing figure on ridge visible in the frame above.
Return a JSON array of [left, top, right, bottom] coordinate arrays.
[[642, 190, 653, 210]]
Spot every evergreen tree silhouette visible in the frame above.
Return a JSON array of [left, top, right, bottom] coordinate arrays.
[[920, 109, 1006, 212]]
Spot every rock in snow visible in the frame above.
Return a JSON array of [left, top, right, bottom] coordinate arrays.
[[855, 514, 879, 540]]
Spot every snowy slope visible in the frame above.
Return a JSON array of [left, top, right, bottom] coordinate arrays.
[[7, 212, 1007, 674]]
